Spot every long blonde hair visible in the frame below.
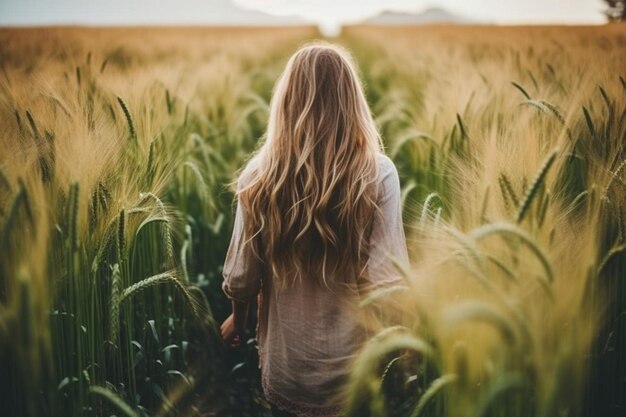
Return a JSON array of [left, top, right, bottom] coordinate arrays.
[[236, 42, 383, 288]]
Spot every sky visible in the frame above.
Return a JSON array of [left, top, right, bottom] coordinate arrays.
[[0, 0, 608, 28], [237, 0, 606, 24]]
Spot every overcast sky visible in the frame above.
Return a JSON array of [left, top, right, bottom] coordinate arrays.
[[0, 0, 607, 26]]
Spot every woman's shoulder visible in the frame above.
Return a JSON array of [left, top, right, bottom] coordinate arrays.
[[375, 152, 394, 168], [375, 152, 399, 182], [373, 152, 401, 205]]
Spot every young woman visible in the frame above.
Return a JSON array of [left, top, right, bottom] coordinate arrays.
[[220, 42, 409, 417]]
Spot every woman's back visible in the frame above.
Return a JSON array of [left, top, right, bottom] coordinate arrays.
[[222, 152, 408, 416], [220, 42, 409, 416]]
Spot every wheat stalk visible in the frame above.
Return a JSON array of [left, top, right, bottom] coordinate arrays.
[[108, 264, 121, 346], [516, 152, 557, 223], [116, 96, 137, 142], [68, 182, 80, 250], [117, 208, 126, 262], [118, 270, 201, 321]]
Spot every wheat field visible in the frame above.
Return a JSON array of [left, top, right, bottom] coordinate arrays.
[[0, 24, 625, 417]]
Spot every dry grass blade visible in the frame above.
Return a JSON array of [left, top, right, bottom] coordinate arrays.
[[445, 225, 487, 271], [539, 100, 566, 125], [390, 129, 436, 158], [419, 192, 441, 231], [537, 191, 550, 227], [456, 113, 469, 140], [484, 253, 517, 282], [521, 99, 569, 134], [582, 106, 595, 138], [146, 141, 156, 185], [117, 96, 137, 142], [444, 301, 520, 347], [603, 158, 626, 198], [25, 110, 40, 139], [68, 182, 79, 250], [359, 284, 408, 308], [401, 180, 418, 209], [409, 374, 458, 417], [598, 85, 613, 113], [516, 152, 557, 223], [165, 89, 174, 115], [521, 99, 550, 114], [511, 81, 531, 99], [180, 239, 190, 284], [117, 209, 126, 262], [470, 222, 554, 284], [597, 242, 626, 275], [480, 185, 490, 222], [187, 286, 219, 333], [89, 385, 138, 417], [472, 374, 526, 417]]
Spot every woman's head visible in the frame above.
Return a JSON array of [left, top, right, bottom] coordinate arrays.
[[266, 42, 381, 155], [237, 42, 383, 288]]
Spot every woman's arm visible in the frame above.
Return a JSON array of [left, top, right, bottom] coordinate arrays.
[[360, 155, 409, 293], [220, 174, 263, 346]]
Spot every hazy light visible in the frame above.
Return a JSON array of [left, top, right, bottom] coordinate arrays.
[[235, 0, 606, 30], [318, 21, 342, 37], [0, 0, 607, 28]]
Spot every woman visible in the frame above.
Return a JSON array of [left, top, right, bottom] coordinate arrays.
[[220, 42, 409, 417]]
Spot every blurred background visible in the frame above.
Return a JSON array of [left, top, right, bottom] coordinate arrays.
[[0, 0, 623, 35]]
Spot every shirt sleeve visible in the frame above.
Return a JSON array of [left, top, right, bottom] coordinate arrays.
[[359, 156, 410, 293], [221, 194, 264, 302]]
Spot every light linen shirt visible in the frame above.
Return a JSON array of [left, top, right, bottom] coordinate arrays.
[[222, 152, 409, 417]]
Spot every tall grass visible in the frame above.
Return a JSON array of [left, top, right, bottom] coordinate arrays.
[[0, 23, 624, 417], [0, 26, 315, 416], [341, 24, 626, 417]]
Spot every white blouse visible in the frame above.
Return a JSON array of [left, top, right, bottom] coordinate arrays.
[[222, 152, 409, 417]]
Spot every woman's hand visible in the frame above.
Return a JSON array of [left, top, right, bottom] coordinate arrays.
[[220, 313, 242, 347], [221, 300, 250, 347]]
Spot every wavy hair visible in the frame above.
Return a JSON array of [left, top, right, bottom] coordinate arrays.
[[236, 42, 383, 288]]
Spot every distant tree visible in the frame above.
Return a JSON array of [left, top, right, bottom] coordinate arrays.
[[604, 0, 626, 21]]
